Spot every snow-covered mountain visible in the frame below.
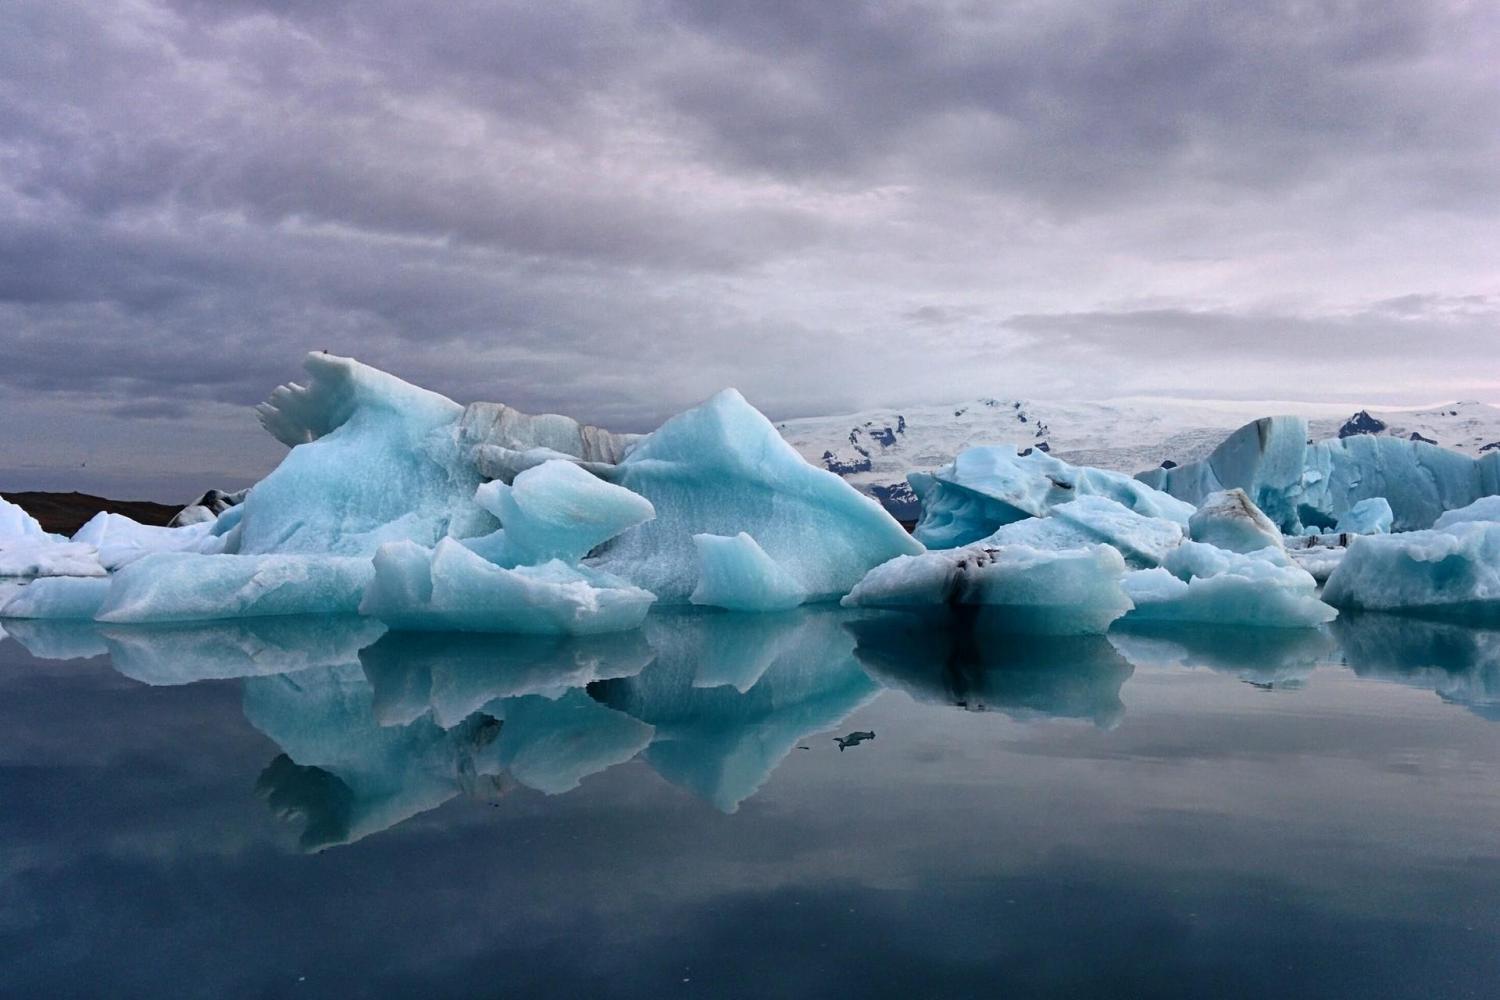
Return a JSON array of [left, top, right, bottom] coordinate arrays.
[[777, 398, 1500, 520]]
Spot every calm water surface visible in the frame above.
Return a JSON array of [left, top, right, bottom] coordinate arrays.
[[1, 609, 1498, 999]]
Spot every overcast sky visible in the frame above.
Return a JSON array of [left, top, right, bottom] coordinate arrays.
[[3, 0, 1498, 498]]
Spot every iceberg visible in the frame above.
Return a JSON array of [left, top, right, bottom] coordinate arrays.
[[1433, 495, 1500, 531], [458, 400, 639, 484], [591, 389, 922, 603], [1322, 522, 1500, 623], [1187, 489, 1283, 554], [1121, 542, 1335, 628], [1335, 497, 1393, 535], [1141, 415, 1500, 532], [360, 538, 655, 634], [842, 542, 1132, 635], [911, 446, 1195, 549], [689, 532, 808, 611], [95, 552, 374, 623], [984, 495, 1185, 569], [168, 487, 249, 527], [71, 511, 218, 570], [238, 352, 493, 556]]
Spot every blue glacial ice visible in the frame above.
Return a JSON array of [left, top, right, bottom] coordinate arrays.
[[1322, 521, 1500, 623], [1140, 415, 1500, 532], [910, 446, 1195, 549], [96, 552, 375, 623], [842, 542, 1133, 635], [1433, 495, 1500, 530], [1336, 497, 1393, 535], [591, 388, 922, 603], [984, 495, 1186, 568], [689, 532, 808, 611], [469, 459, 656, 566], [0, 576, 112, 619], [72, 512, 220, 569], [1121, 542, 1335, 628]]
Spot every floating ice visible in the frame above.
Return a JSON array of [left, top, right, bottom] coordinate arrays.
[[95, 552, 374, 623], [911, 446, 1195, 549], [1187, 489, 1283, 554], [689, 532, 808, 611], [984, 495, 1186, 568], [0, 495, 53, 543], [0, 540, 105, 579], [458, 400, 639, 483], [591, 389, 921, 603], [72, 512, 218, 570], [1433, 496, 1500, 531], [842, 542, 1132, 635], [1122, 542, 1335, 628], [1141, 415, 1500, 532], [469, 459, 655, 566], [168, 487, 249, 527], [1335, 497, 1393, 535], [360, 538, 655, 634], [1322, 522, 1500, 623]]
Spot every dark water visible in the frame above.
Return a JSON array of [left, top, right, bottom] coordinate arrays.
[[2, 609, 1498, 999]]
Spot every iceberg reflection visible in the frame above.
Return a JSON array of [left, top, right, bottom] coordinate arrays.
[[1333, 612, 1500, 720], [1108, 623, 1337, 688], [848, 609, 1133, 728]]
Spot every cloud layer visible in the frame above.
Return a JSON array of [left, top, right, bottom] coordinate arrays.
[[2, 0, 1497, 496]]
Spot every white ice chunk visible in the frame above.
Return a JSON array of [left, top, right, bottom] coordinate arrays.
[[95, 552, 374, 623], [1322, 522, 1500, 622], [912, 446, 1195, 549], [843, 542, 1132, 635], [72, 511, 218, 570], [0, 495, 50, 542], [1122, 541, 1335, 628], [1187, 489, 1283, 554], [689, 532, 808, 612], [592, 389, 921, 603], [471, 459, 654, 566], [361, 538, 655, 635], [1335, 497, 1393, 535], [0, 540, 106, 578]]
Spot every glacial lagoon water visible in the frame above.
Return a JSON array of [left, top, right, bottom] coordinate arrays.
[[2, 608, 1498, 999]]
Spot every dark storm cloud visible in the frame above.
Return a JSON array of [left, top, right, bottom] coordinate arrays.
[[0, 0, 1496, 496]]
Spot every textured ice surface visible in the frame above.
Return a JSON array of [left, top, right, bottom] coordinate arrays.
[[95, 552, 374, 623], [458, 400, 639, 483], [361, 538, 655, 634], [1122, 542, 1335, 628], [1322, 522, 1500, 622], [689, 532, 808, 611], [470, 459, 654, 566], [1286, 544, 1347, 584], [983, 496, 1185, 568], [72, 512, 217, 570], [592, 389, 921, 603], [0, 541, 105, 578], [1335, 497, 1393, 535], [911, 446, 1194, 549], [1433, 496, 1500, 530], [843, 542, 1132, 635], [591, 610, 878, 812], [1187, 489, 1283, 554], [849, 613, 1133, 727], [0, 576, 112, 619], [0, 495, 52, 542], [1141, 416, 1500, 532], [240, 353, 492, 556]]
